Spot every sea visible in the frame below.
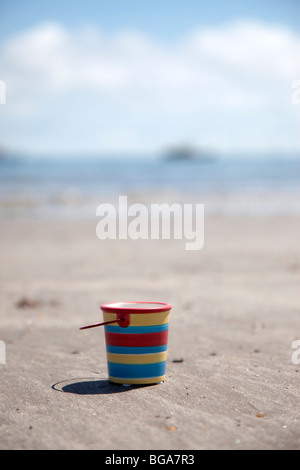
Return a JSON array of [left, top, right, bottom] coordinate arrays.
[[0, 155, 299, 218]]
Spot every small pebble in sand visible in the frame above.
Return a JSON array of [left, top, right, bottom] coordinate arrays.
[[16, 297, 41, 309], [167, 426, 176, 431], [256, 412, 265, 418]]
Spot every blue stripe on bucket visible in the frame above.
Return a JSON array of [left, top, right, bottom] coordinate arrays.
[[104, 324, 169, 334], [107, 361, 167, 379], [106, 344, 168, 354]]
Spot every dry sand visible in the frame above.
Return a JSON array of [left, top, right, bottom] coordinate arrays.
[[0, 215, 300, 450]]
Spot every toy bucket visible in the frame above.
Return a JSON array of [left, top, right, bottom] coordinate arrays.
[[81, 301, 172, 385]]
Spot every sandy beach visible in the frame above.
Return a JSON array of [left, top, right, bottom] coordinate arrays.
[[0, 213, 299, 450]]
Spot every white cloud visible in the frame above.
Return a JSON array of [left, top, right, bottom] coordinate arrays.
[[0, 20, 299, 154], [188, 20, 300, 78]]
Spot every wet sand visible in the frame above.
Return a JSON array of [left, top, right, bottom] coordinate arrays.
[[0, 215, 299, 450]]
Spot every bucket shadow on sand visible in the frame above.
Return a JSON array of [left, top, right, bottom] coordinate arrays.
[[52, 377, 155, 395], [52, 378, 130, 395]]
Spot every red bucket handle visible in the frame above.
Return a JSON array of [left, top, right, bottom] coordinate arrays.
[[80, 313, 130, 330]]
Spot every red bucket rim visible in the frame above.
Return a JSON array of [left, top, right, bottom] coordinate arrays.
[[100, 301, 172, 314]]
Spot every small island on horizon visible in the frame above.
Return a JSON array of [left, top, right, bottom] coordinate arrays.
[[162, 143, 216, 163]]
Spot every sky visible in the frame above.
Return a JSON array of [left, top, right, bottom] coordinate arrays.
[[0, 0, 299, 157]]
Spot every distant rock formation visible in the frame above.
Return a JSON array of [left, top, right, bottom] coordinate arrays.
[[163, 144, 215, 163]]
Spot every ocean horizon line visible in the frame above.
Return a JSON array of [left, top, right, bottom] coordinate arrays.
[[1, 149, 300, 163]]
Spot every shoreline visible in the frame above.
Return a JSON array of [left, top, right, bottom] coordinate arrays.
[[1, 187, 300, 220]]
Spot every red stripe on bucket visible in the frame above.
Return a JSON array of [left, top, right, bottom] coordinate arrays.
[[105, 330, 168, 348]]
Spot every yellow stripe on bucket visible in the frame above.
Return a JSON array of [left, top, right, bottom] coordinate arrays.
[[107, 351, 167, 365], [108, 375, 165, 385], [103, 311, 170, 327]]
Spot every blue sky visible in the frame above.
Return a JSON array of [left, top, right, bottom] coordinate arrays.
[[0, 0, 299, 157], [0, 0, 299, 40]]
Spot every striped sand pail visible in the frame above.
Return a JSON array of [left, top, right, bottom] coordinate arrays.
[[100, 302, 172, 385]]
